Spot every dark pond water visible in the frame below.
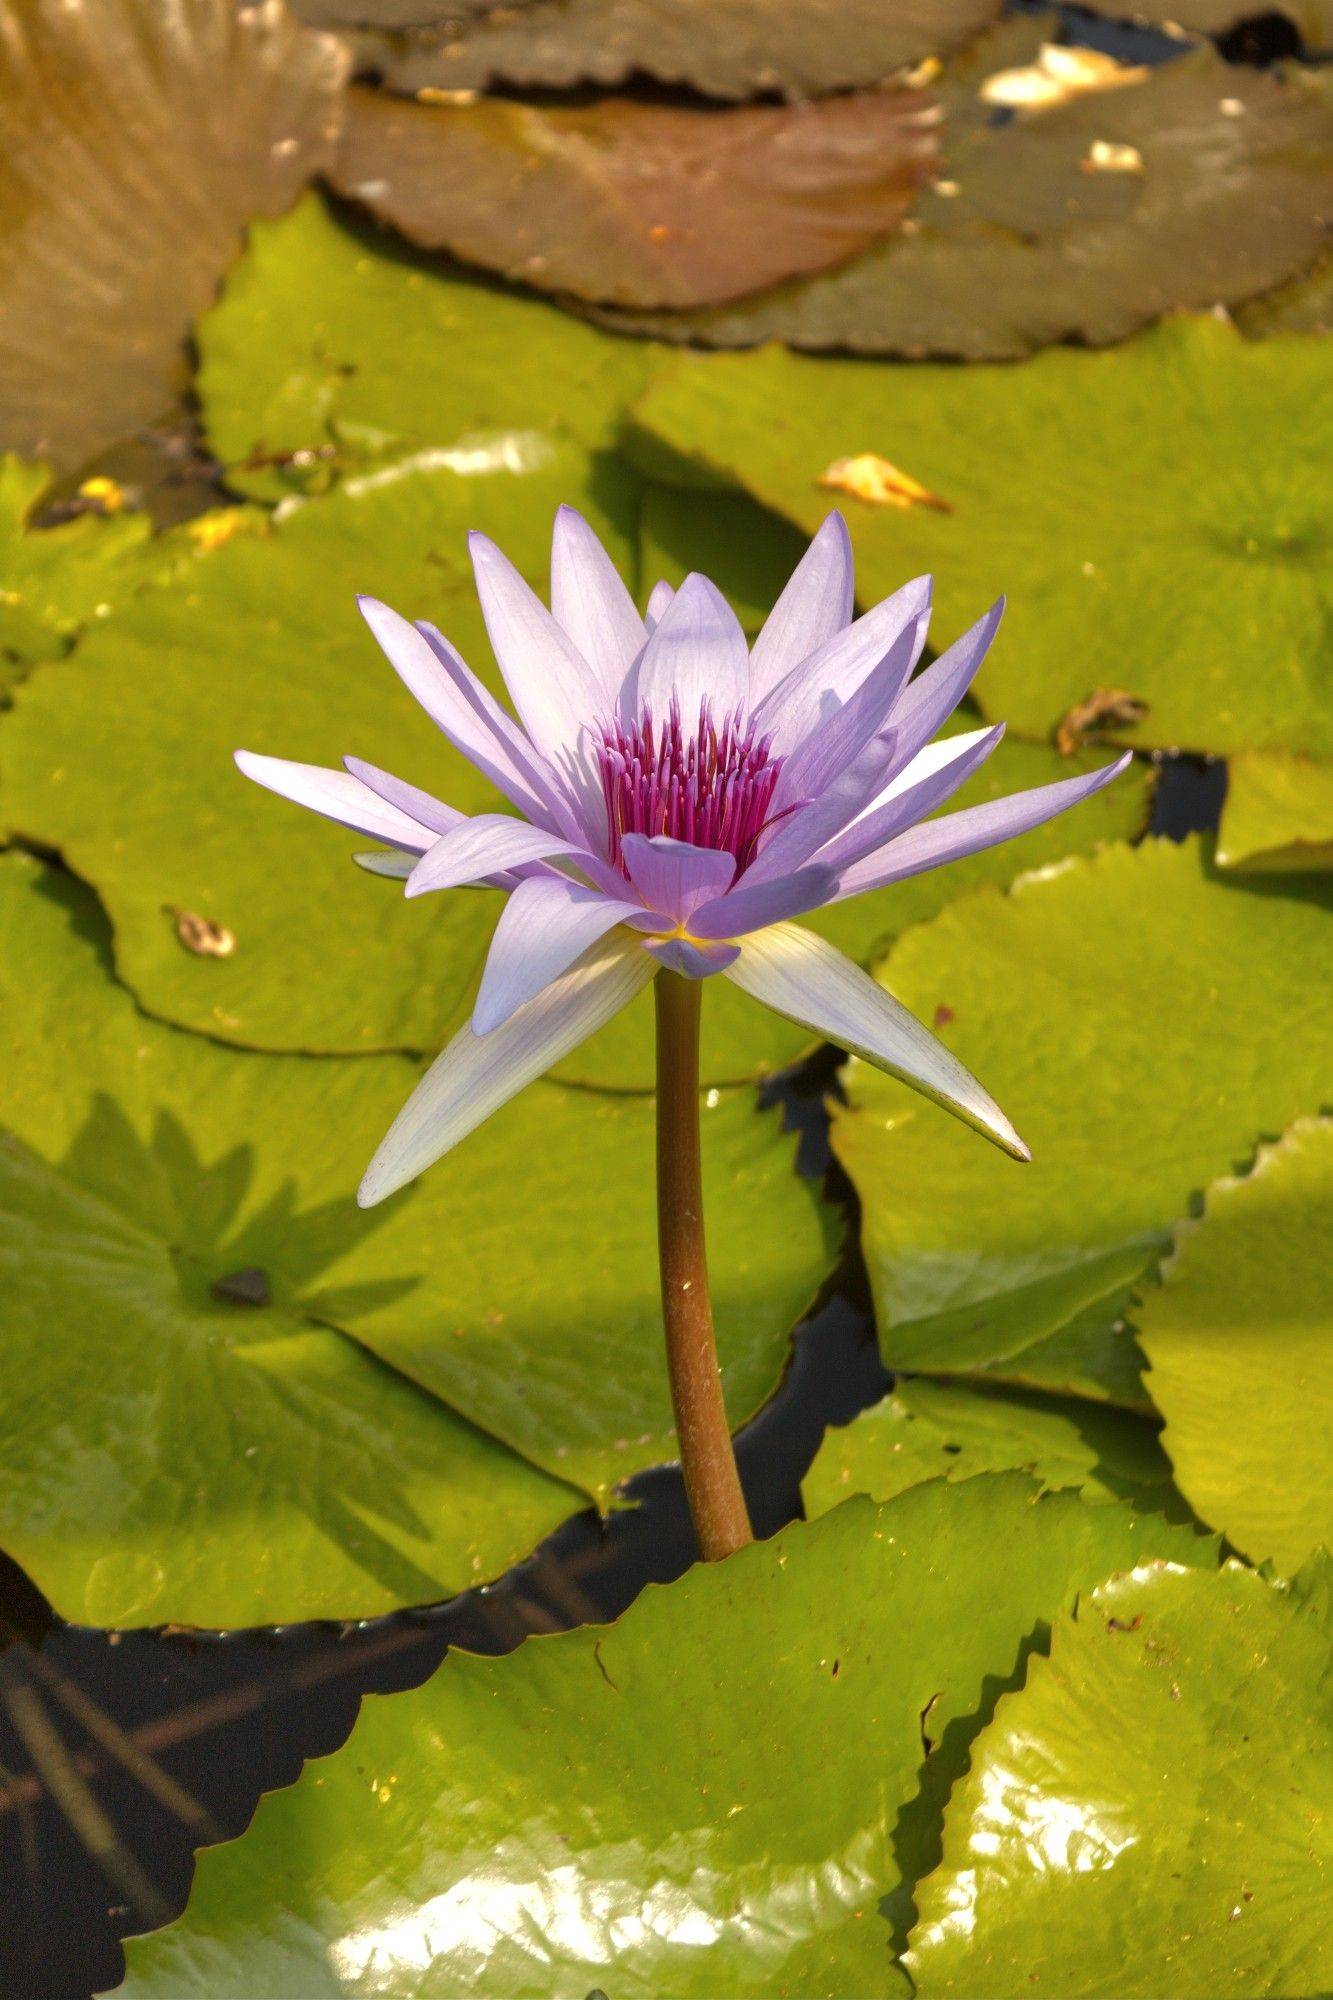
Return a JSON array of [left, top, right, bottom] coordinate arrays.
[[0, 751, 1224, 1999]]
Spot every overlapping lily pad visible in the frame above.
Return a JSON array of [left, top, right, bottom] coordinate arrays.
[[1137, 1120, 1333, 1574], [554, 729, 1152, 1091], [118, 1475, 1214, 1996], [197, 194, 656, 497], [0, 0, 346, 473], [592, 27, 1333, 359], [909, 1558, 1333, 1998], [0, 852, 828, 1525], [334, 0, 1001, 101], [1217, 749, 1333, 871], [629, 314, 1333, 758], [0, 442, 635, 1055], [330, 84, 938, 310], [1092, 0, 1331, 53], [831, 838, 1333, 1401], [803, 1378, 1183, 1521]]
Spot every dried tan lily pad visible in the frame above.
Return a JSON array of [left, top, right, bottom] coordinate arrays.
[[334, 0, 1002, 101], [330, 84, 939, 310], [0, 0, 347, 472], [1090, 0, 1331, 54], [587, 24, 1333, 358]]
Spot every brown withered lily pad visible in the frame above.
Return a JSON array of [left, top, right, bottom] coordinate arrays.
[[329, 0, 1002, 102], [1089, 0, 1331, 56], [585, 21, 1333, 358], [0, 0, 347, 472], [329, 84, 940, 310]]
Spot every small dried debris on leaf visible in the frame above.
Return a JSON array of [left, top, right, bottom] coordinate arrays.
[[212, 1268, 271, 1307], [1056, 688, 1150, 756], [818, 453, 952, 512], [171, 909, 237, 958], [1082, 139, 1144, 174], [979, 43, 1150, 111]]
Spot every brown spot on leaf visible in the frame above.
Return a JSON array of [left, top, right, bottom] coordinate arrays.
[[1056, 688, 1149, 756], [818, 453, 952, 512], [212, 1268, 271, 1307], [172, 909, 236, 958], [933, 1003, 956, 1029]]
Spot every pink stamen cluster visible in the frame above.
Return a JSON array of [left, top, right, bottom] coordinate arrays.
[[595, 699, 785, 876]]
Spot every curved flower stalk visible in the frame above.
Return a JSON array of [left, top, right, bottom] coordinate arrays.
[[238, 508, 1129, 1558]]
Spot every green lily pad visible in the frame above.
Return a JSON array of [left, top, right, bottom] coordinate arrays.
[[803, 1377, 1183, 1522], [592, 29, 1333, 361], [0, 0, 346, 474], [337, 0, 1002, 101], [330, 83, 937, 310], [118, 1474, 1213, 1996], [638, 483, 809, 634], [909, 1557, 1333, 1999], [1137, 1119, 1333, 1575], [556, 730, 1152, 1091], [0, 851, 828, 1521], [0, 441, 635, 1056], [0, 853, 582, 1629], [197, 193, 655, 500], [830, 838, 1333, 1401], [1217, 749, 1333, 871], [629, 313, 1333, 759]]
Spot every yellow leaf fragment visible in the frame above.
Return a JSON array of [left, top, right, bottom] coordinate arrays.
[[77, 475, 126, 513], [1082, 139, 1144, 174], [980, 43, 1150, 111], [184, 510, 250, 554], [818, 453, 952, 513], [172, 909, 237, 958]]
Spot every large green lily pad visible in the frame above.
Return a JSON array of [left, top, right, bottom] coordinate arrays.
[[0, 442, 634, 1056], [831, 838, 1333, 1401], [1217, 749, 1333, 872], [555, 729, 1152, 1090], [0, 853, 584, 1629], [629, 313, 1333, 759], [0, 852, 828, 1523], [592, 29, 1333, 360], [1137, 1119, 1333, 1575], [336, 0, 1001, 101], [330, 84, 937, 310], [909, 1557, 1333, 1998], [197, 194, 655, 498], [118, 1474, 1213, 1996], [0, 0, 346, 474], [803, 1377, 1183, 1522]]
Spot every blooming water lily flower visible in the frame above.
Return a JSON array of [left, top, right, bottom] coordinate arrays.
[[239, 508, 1129, 1208]]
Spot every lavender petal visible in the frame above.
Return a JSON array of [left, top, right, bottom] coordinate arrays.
[[620, 833, 736, 925], [644, 580, 675, 631], [645, 937, 741, 977], [882, 599, 1005, 768], [405, 814, 596, 898], [623, 571, 748, 727], [235, 751, 438, 852], [747, 512, 854, 706], [469, 532, 616, 775], [551, 505, 648, 690], [752, 575, 932, 751], [473, 875, 643, 1034], [817, 724, 1005, 876], [690, 865, 837, 939]]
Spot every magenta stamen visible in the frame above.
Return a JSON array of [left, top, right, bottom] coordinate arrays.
[[594, 698, 785, 878]]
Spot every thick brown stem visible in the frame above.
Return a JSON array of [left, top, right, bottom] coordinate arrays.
[[654, 969, 755, 1562]]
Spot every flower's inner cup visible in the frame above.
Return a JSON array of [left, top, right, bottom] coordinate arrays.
[[595, 698, 787, 876]]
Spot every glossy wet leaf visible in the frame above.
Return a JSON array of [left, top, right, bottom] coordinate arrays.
[[0, 442, 634, 1055], [198, 194, 655, 499], [339, 0, 1001, 101], [1137, 1120, 1333, 1575], [1217, 749, 1333, 871], [118, 1475, 1213, 1996], [831, 838, 1333, 1401], [593, 29, 1333, 360], [909, 1558, 1333, 1999], [0, 853, 827, 1520], [555, 730, 1152, 1091], [0, 854, 581, 1629], [330, 84, 938, 311], [0, 0, 346, 473], [803, 1378, 1182, 1522], [630, 314, 1333, 758]]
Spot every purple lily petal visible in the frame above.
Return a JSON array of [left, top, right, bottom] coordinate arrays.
[[834, 753, 1134, 900], [344, 757, 463, 837], [624, 572, 748, 728], [551, 506, 647, 690], [358, 931, 656, 1203], [469, 532, 617, 781], [405, 814, 596, 898], [818, 724, 1005, 877], [644, 580, 675, 631], [358, 597, 561, 831], [690, 865, 837, 939], [745, 727, 898, 885], [747, 512, 854, 707], [770, 620, 922, 820], [473, 874, 643, 1034], [620, 833, 735, 926], [881, 599, 1005, 774], [235, 751, 438, 852], [752, 576, 932, 751], [645, 937, 741, 977], [724, 923, 1029, 1160]]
